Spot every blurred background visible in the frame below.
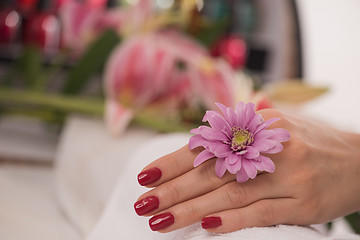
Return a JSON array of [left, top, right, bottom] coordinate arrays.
[[0, 0, 306, 163], [0, 0, 359, 239]]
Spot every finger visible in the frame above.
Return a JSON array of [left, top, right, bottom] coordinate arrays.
[[137, 145, 202, 187], [135, 158, 235, 216], [202, 198, 295, 233], [148, 174, 285, 232]]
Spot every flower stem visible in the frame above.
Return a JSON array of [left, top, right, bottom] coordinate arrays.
[[0, 87, 104, 116], [0, 87, 196, 133]]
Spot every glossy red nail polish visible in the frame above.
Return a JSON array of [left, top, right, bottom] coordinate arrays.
[[137, 167, 162, 186], [201, 216, 222, 229], [149, 212, 175, 231], [134, 196, 159, 216]]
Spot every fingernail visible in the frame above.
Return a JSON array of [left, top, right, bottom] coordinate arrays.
[[149, 212, 175, 231], [137, 167, 162, 186], [201, 216, 222, 229], [134, 196, 159, 216]]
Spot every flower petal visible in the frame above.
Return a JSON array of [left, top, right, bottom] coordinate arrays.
[[203, 110, 231, 133], [235, 101, 245, 117], [226, 153, 239, 164], [254, 117, 280, 135], [191, 126, 227, 141], [243, 102, 256, 126], [250, 159, 265, 171], [256, 155, 275, 172], [226, 107, 237, 126], [243, 146, 260, 159], [209, 143, 233, 158], [236, 166, 249, 182], [104, 99, 134, 136], [215, 158, 227, 177], [262, 143, 283, 154], [215, 102, 236, 126], [215, 102, 228, 117], [226, 161, 242, 174], [248, 113, 263, 132], [255, 129, 274, 140], [194, 150, 215, 167], [269, 128, 290, 142], [188, 134, 208, 150], [242, 159, 257, 179], [251, 139, 276, 152]]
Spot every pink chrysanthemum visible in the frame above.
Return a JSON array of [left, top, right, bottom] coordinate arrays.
[[189, 102, 290, 182]]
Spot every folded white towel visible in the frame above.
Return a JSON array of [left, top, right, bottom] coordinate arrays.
[[87, 134, 360, 240]]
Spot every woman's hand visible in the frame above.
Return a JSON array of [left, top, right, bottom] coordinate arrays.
[[134, 109, 360, 233]]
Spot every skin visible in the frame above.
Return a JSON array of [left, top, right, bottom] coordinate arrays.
[[136, 109, 360, 233]]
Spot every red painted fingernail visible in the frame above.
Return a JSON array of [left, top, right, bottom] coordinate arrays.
[[201, 216, 222, 229], [134, 196, 159, 216], [149, 212, 175, 231], [137, 167, 162, 186]]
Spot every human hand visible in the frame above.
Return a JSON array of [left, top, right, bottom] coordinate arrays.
[[134, 109, 360, 233]]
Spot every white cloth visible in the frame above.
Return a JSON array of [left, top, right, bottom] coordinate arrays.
[[0, 165, 80, 240], [86, 134, 360, 240], [55, 116, 157, 235]]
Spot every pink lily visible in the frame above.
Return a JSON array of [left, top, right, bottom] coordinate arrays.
[[104, 30, 239, 134], [59, 0, 153, 55]]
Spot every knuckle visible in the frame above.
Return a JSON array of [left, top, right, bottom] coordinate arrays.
[[163, 181, 182, 203], [256, 203, 276, 226], [184, 202, 199, 218], [224, 182, 248, 206], [288, 136, 310, 162], [298, 198, 322, 222], [201, 161, 222, 186]]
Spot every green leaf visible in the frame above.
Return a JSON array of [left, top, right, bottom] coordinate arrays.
[[0, 87, 104, 116], [191, 16, 229, 48], [345, 212, 360, 234], [11, 46, 43, 88], [62, 30, 121, 94]]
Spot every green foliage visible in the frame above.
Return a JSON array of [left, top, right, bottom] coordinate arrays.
[[62, 30, 121, 94], [17, 47, 43, 88], [0, 30, 121, 125], [1, 46, 43, 88], [191, 16, 229, 48], [345, 212, 360, 234]]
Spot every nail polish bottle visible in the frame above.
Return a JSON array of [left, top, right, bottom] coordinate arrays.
[[17, 0, 38, 18], [23, 0, 61, 55], [0, 0, 22, 44]]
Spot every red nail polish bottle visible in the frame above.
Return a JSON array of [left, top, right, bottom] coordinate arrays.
[[17, 0, 38, 18], [23, 0, 60, 55], [0, 0, 22, 44]]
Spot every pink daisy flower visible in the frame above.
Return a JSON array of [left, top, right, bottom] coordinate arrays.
[[189, 102, 290, 182]]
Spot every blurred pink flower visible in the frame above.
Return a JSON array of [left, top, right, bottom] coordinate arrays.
[[59, 0, 153, 54], [211, 35, 247, 69], [189, 102, 290, 182], [60, 0, 103, 54], [104, 30, 238, 134]]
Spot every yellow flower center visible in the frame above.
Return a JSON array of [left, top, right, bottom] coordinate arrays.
[[231, 127, 253, 151]]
